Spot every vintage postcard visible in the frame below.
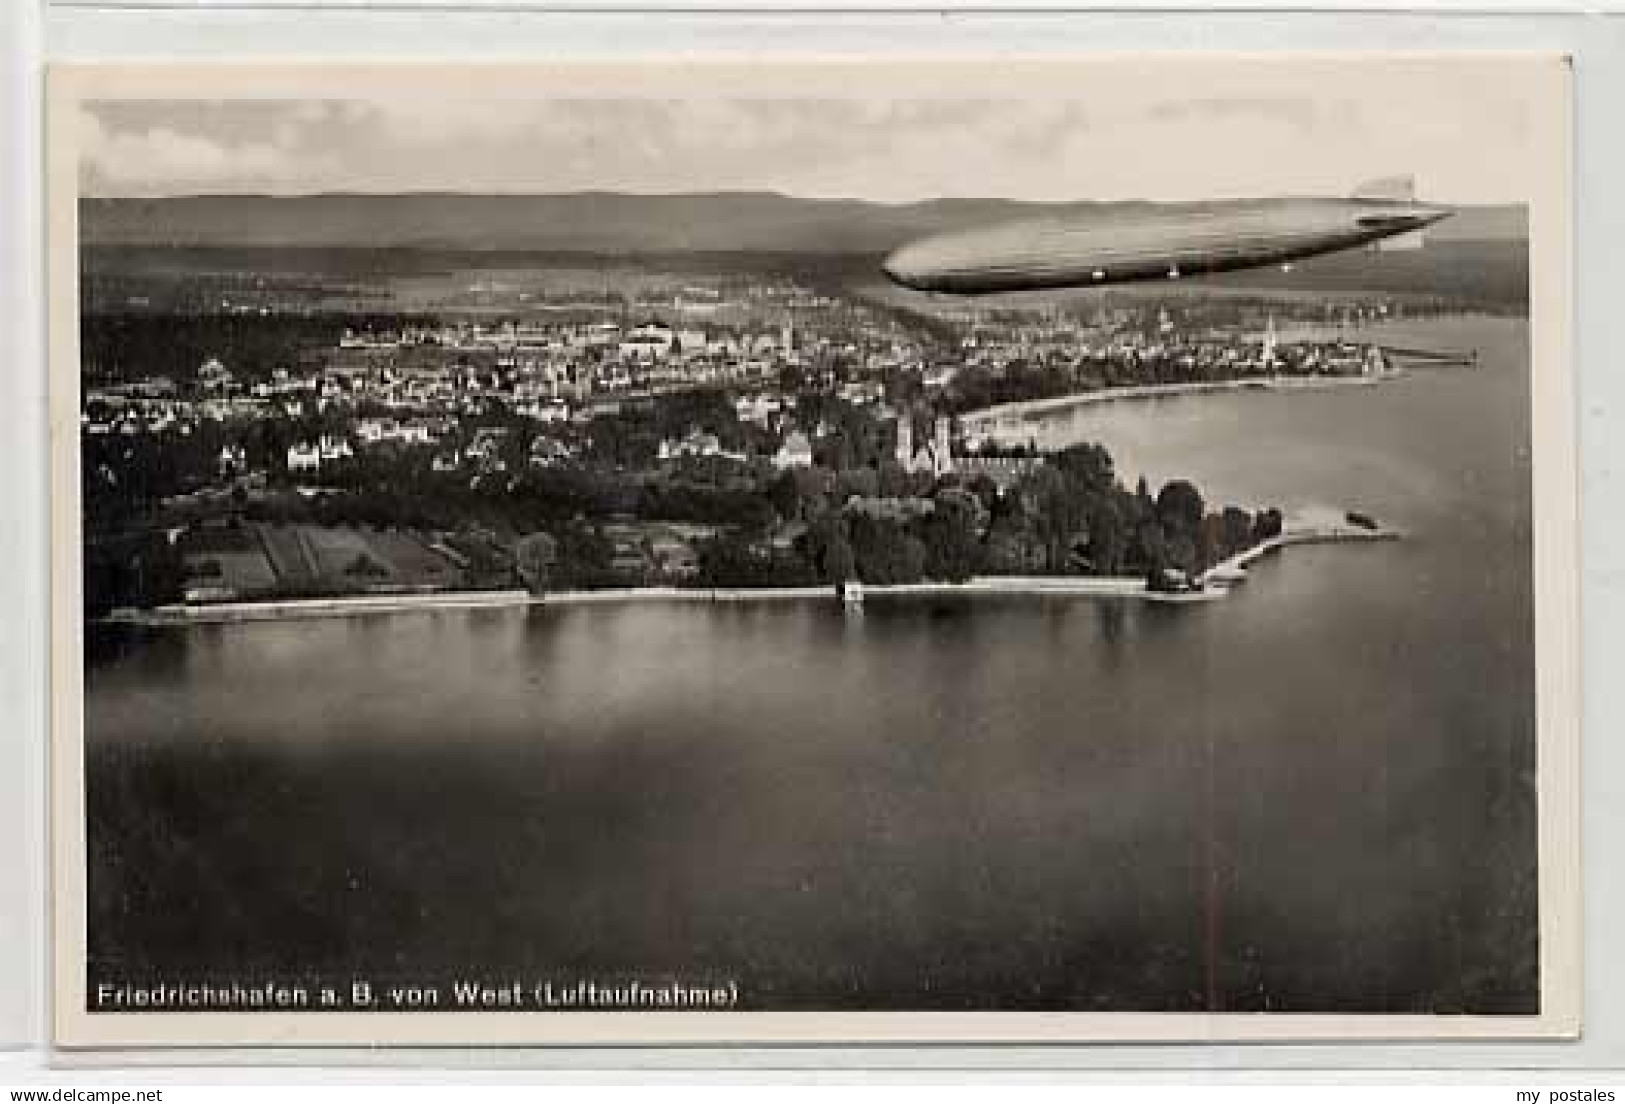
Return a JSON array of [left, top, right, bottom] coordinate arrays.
[[48, 55, 1579, 1047]]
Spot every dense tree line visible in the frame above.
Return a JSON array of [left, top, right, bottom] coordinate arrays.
[[84, 422, 1283, 608], [691, 442, 1281, 591]]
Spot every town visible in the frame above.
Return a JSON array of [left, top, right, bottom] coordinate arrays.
[[81, 269, 1445, 616]]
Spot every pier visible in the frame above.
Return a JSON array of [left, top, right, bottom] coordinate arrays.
[[1199, 512, 1402, 590], [1379, 343, 1479, 367]]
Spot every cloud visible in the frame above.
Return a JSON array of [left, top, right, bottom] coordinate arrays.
[[78, 105, 335, 195], [73, 67, 1543, 205], [357, 99, 553, 147], [1146, 96, 1321, 132]]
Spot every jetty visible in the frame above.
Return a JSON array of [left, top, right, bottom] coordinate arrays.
[[1199, 509, 1402, 591], [1379, 343, 1479, 367]]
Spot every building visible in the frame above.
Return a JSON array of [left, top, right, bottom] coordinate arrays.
[[735, 394, 782, 427], [286, 443, 321, 473], [217, 444, 247, 477], [516, 396, 571, 422], [528, 438, 574, 468], [198, 358, 234, 392], [773, 430, 814, 469], [356, 417, 401, 445], [895, 417, 914, 468], [955, 454, 1042, 488], [932, 417, 955, 476], [620, 324, 675, 362], [466, 427, 510, 463], [838, 380, 884, 406], [318, 435, 353, 462], [896, 415, 955, 476], [658, 429, 723, 461]]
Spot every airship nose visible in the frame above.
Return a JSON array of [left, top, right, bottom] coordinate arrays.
[[1409, 204, 1453, 229]]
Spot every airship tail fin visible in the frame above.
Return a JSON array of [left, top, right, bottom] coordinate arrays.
[[1354, 175, 1431, 249], [1352, 175, 1416, 202]]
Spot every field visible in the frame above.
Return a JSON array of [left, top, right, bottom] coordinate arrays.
[[180, 550, 279, 596], [185, 523, 474, 601], [178, 524, 279, 598], [80, 235, 1531, 319], [255, 524, 318, 587], [363, 530, 465, 588]]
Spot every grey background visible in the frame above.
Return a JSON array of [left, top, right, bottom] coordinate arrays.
[[5, 0, 1623, 1077]]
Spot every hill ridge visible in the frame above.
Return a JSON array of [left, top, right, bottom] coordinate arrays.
[[80, 192, 1527, 254]]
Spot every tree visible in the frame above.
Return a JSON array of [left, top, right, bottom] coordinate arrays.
[[875, 460, 912, 498], [515, 531, 559, 594], [826, 533, 856, 588], [1133, 517, 1168, 574], [766, 469, 803, 521], [344, 551, 390, 580], [847, 515, 927, 585], [1087, 495, 1128, 576], [1219, 506, 1254, 558], [696, 531, 774, 588], [1164, 532, 1199, 574], [1053, 442, 1116, 495], [836, 466, 880, 501], [918, 487, 986, 582], [1155, 480, 1205, 538], [1135, 475, 1153, 508], [552, 522, 616, 588], [1023, 466, 1088, 573]]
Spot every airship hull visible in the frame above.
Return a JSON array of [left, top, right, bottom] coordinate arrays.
[[881, 198, 1452, 295]]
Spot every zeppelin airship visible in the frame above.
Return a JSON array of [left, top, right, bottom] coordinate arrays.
[[881, 178, 1451, 295]]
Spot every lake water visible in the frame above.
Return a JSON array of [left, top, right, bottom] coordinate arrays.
[[83, 315, 1537, 1014]]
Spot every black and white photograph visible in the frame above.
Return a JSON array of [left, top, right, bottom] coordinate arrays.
[[48, 56, 1579, 1046]]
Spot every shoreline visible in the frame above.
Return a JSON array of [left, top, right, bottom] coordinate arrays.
[[104, 579, 1172, 626], [101, 519, 1397, 627], [960, 374, 1385, 429], [959, 313, 1513, 429]]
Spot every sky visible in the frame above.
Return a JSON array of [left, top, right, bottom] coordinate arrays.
[[74, 62, 1554, 204]]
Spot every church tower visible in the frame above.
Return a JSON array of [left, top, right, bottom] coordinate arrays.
[[895, 416, 914, 470]]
